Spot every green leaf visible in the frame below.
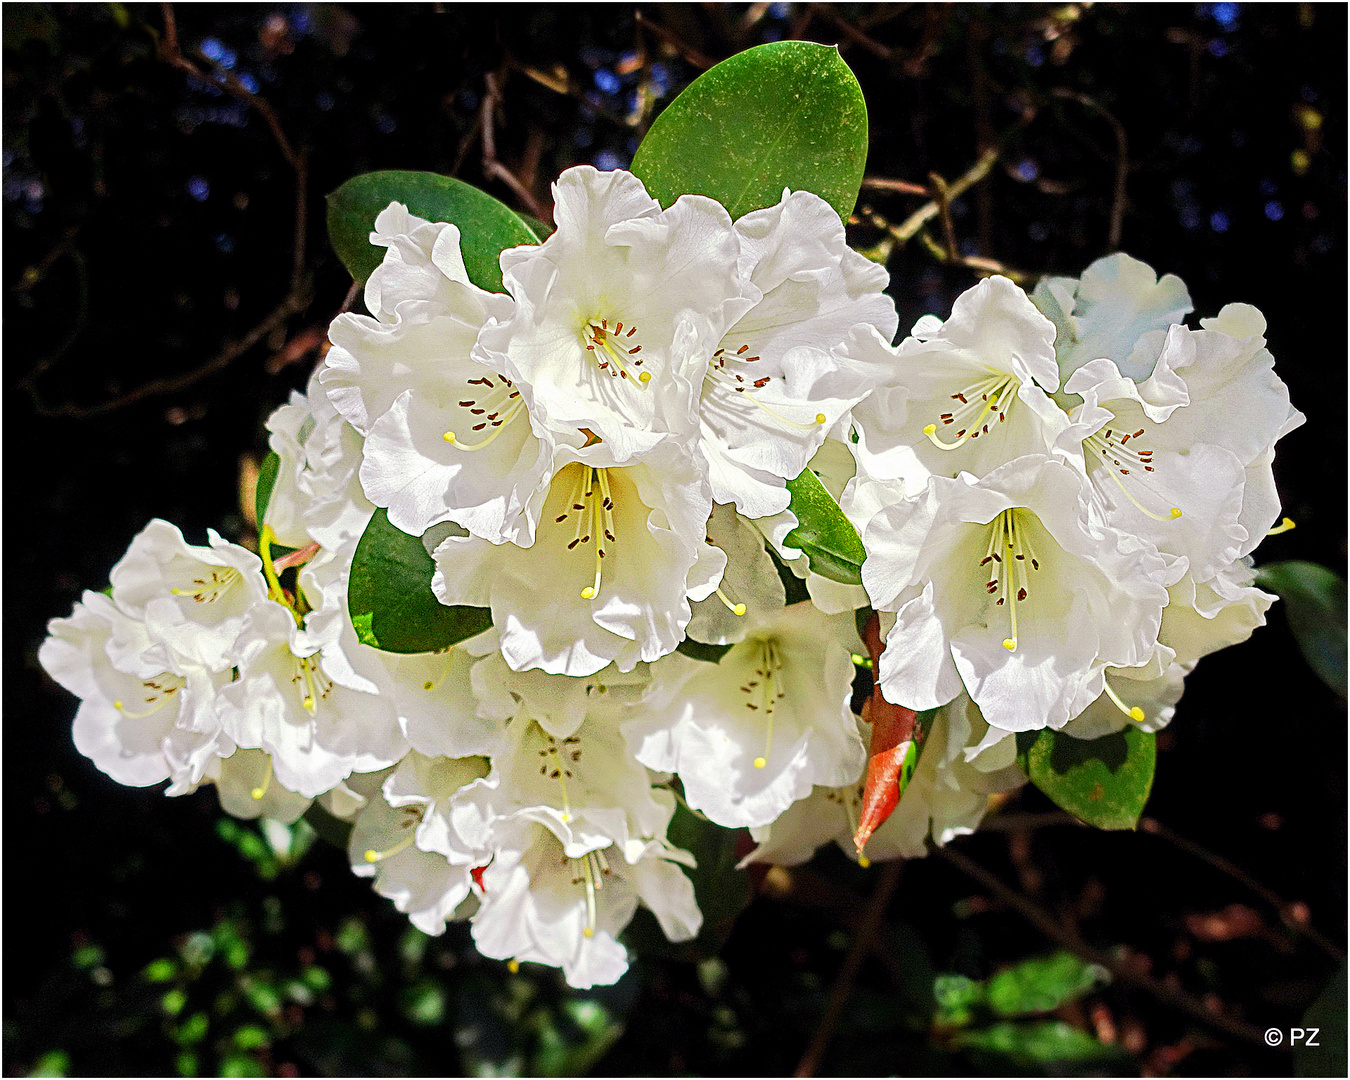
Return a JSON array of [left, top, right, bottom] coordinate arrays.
[[347, 509, 492, 654], [326, 170, 541, 290], [1016, 726, 1155, 831], [1255, 560, 1347, 696], [782, 466, 866, 585], [952, 1020, 1130, 1072], [1295, 961, 1347, 1078], [28, 1050, 70, 1077], [985, 951, 1108, 1018], [254, 451, 279, 529], [630, 40, 868, 223]]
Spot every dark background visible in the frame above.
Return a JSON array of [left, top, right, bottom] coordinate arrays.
[[6, 4, 1345, 1076]]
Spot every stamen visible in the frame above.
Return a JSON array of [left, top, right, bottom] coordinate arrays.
[[747, 639, 784, 768], [982, 510, 1041, 652], [1267, 516, 1296, 536], [113, 674, 186, 718], [1102, 680, 1146, 723], [583, 318, 648, 386], [580, 852, 599, 938], [445, 388, 523, 450], [705, 347, 827, 429], [250, 757, 273, 801], [1085, 427, 1182, 522], [580, 469, 614, 601], [171, 567, 241, 603], [539, 733, 576, 823], [292, 655, 331, 714], [924, 373, 1019, 451]]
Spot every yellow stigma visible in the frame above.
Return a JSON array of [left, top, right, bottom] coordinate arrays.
[[251, 758, 274, 801], [363, 849, 380, 863], [507, 959, 520, 973], [1102, 679, 1146, 723], [923, 423, 937, 436], [815, 413, 826, 424], [423, 680, 434, 690], [581, 586, 596, 599], [112, 700, 123, 710], [638, 371, 652, 384], [1002, 637, 1017, 652], [363, 830, 418, 863], [714, 585, 747, 617], [443, 431, 456, 443], [858, 854, 871, 869], [1169, 507, 1183, 519], [1268, 516, 1296, 535], [753, 756, 767, 769]]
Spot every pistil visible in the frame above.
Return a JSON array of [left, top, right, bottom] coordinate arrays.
[[583, 318, 649, 384], [981, 509, 1041, 652]]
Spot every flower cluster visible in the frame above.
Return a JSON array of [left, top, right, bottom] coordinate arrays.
[[41, 167, 1300, 988]]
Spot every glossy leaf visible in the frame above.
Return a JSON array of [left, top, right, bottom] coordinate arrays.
[[326, 170, 542, 291], [1016, 726, 1155, 831], [933, 952, 1105, 1028], [782, 466, 866, 585], [985, 952, 1108, 1018], [630, 41, 868, 223], [347, 509, 492, 654], [1295, 960, 1347, 1078], [254, 451, 279, 529], [952, 1020, 1129, 1071], [1255, 560, 1347, 697]]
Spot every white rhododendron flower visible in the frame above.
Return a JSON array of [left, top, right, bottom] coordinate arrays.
[[40, 591, 227, 788], [625, 601, 866, 829], [37, 143, 1307, 998], [853, 455, 1171, 733], [107, 519, 267, 672], [470, 817, 699, 990], [322, 203, 552, 546], [348, 754, 492, 935], [476, 166, 750, 462], [266, 366, 376, 553], [695, 189, 899, 518], [851, 275, 1072, 483], [216, 601, 408, 798], [431, 439, 723, 676]]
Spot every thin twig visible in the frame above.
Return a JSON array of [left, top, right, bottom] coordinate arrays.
[[934, 842, 1271, 1048], [26, 5, 313, 419], [36, 295, 306, 419], [480, 70, 548, 222], [794, 860, 904, 1077], [890, 149, 999, 244], [860, 177, 931, 197], [806, 3, 893, 60], [1140, 817, 1345, 962], [1052, 88, 1129, 250], [928, 172, 959, 261], [634, 10, 716, 70]]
